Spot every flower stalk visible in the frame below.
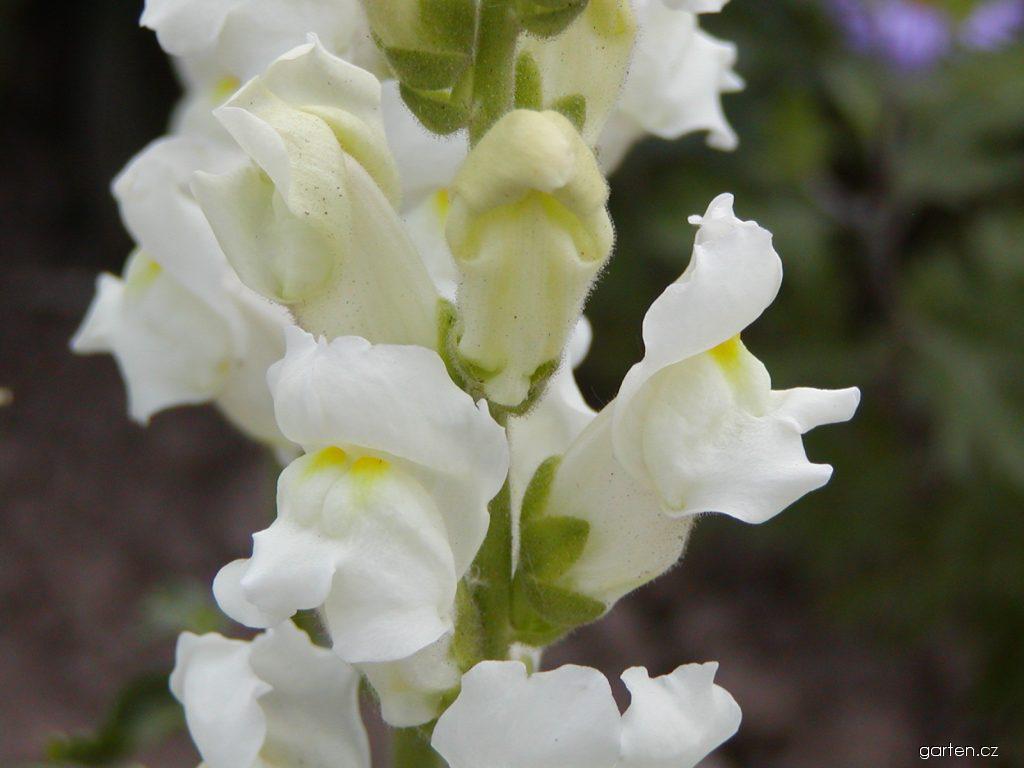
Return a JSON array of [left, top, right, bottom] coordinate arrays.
[[469, 0, 521, 143]]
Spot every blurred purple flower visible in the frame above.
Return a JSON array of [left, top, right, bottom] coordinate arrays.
[[829, 0, 1024, 71], [873, 0, 952, 69], [962, 0, 1024, 49]]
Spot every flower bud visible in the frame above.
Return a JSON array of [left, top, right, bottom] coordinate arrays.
[[446, 109, 613, 408], [362, 0, 477, 90], [517, 0, 636, 143], [192, 37, 440, 347]]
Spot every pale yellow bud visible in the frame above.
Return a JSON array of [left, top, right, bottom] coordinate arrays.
[[446, 109, 613, 408]]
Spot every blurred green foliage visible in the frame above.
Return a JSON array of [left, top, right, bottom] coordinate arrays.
[[43, 581, 226, 767], [583, 0, 1024, 752]]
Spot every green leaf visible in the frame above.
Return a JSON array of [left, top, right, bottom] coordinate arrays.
[[47, 674, 182, 765]]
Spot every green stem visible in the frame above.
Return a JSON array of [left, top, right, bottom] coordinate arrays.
[[393, 728, 441, 768], [472, 480, 513, 659], [469, 0, 521, 143]]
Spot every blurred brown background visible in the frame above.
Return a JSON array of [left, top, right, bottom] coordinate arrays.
[[3, 0, 1022, 766]]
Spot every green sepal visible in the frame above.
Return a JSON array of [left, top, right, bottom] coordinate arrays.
[[437, 299, 465, 385], [550, 94, 587, 133], [420, 0, 478, 52], [510, 570, 606, 645], [514, 53, 543, 110], [440, 302, 560, 419], [523, 576, 606, 625], [452, 582, 486, 671], [485, 357, 560, 423], [510, 570, 569, 646], [392, 726, 444, 768], [516, 0, 587, 37], [400, 84, 471, 134], [520, 456, 561, 524], [386, 46, 471, 91], [519, 515, 590, 581]]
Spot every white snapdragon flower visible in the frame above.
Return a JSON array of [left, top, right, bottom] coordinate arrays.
[[519, 194, 860, 608], [596, 0, 743, 171], [214, 327, 509, 663], [432, 660, 740, 768], [72, 136, 292, 452], [141, 0, 383, 138], [170, 621, 369, 768], [192, 37, 440, 347]]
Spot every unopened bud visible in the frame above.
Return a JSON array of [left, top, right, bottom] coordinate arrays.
[[446, 109, 613, 408], [363, 0, 478, 90]]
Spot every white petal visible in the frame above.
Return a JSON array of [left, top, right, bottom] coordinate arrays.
[[170, 625, 370, 768], [402, 188, 459, 301], [143, 0, 380, 84], [213, 559, 282, 629], [218, 451, 458, 663], [214, 286, 293, 449], [613, 194, 782, 479], [661, 0, 730, 14], [639, 339, 841, 523], [142, 0, 239, 57], [358, 634, 461, 727], [170, 632, 269, 768], [112, 135, 241, 306], [545, 409, 694, 605], [381, 81, 468, 206], [432, 661, 621, 768], [519, 0, 637, 144], [771, 386, 862, 433], [249, 622, 370, 768], [215, 518, 337, 628], [616, 4, 741, 150], [289, 157, 439, 347], [619, 663, 740, 768], [204, 0, 379, 84], [71, 254, 235, 423], [268, 328, 509, 574], [567, 315, 594, 369]]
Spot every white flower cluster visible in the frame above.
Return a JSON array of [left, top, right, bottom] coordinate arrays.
[[74, 0, 858, 765]]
